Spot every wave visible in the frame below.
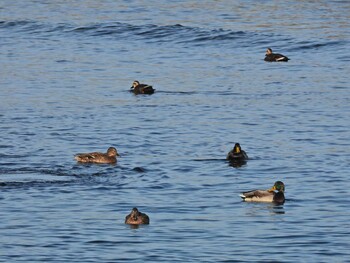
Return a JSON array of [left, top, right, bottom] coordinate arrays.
[[0, 168, 73, 189], [0, 20, 258, 46], [0, 20, 73, 35], [70, 22, 252, 46], [0, 163, 145, 187], [1, 20, 347, 51], [1, 166, 70, 176], [295, 40, 348, 50]]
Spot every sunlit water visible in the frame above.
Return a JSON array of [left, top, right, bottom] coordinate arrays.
[[1, 1, 350, 262]]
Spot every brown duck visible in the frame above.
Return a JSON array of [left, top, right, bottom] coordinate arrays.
[[130, 80, 155, 94], [125, 207, 150, 225], [74, 147, 119, 164]]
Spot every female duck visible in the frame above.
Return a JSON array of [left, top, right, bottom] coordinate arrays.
[[240, 181, 285, 204], [264, 48, 289, 62], [74, 147, 120, 164], [130, 80, 155, 94], [125, 207, 150, 225], [226, 143, 248, 162]]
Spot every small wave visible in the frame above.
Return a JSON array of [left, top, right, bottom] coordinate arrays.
[[71, 22, 197, 44], [296, 40, 348, 50], [0, 20, 32, 28], [193, 158, 225, 162], [132, 167, 146, 173], [86, 240, 144, 245], [158, 90, 243, 96], [157, 90, 198, 95], [0, 179, 73, 189], [0, 20, 73, 36], [0, 167, 70, 176], [186, 29, 246, 43], [1, 19, 254, 46], [0, 167, 77, 188]]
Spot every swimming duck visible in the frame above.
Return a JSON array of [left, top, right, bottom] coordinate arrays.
[[226, 143, 248, 162], [264, 48, 289, 62], [240, 181, 285, 204], [125, 207, 150, 225], [130, 80, 155, 94], [74, 147, 119, 164]]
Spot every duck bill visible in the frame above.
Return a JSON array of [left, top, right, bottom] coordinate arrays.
[[268, 185, 276, 192]]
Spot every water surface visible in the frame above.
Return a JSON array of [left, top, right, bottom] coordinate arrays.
[[1, 1, 350, 262]]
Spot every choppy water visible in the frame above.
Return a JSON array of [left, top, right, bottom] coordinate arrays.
[[1, 1, 350, 262]]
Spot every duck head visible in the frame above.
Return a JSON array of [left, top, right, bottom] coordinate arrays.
[[233, 143, 242, 154], [266, 48, 273, 55], [130, 207, 140, 220], [269, 181, 285, 192], [107, 147, 120, 157], [131, 80, 140, 89]]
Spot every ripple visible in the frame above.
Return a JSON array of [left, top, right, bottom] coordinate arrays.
[[1, 1, 350, 262]]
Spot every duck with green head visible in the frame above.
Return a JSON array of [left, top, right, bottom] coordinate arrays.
[[240, 181, 285, 204]]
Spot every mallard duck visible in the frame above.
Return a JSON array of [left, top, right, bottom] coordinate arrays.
[[226, 143, 248, 162], [264, 48, 289, 62], [240, 181, 285, 204], [130, 80, 155, 94], [125, 207, 150, 225], [74, 147, 119, 164]]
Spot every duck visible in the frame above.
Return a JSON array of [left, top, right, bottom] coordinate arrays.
[[74, 147, 119, 164], [264, 48, 289, 62], [125, 207, 150, 225], [240, 181, 285, 204], [226, 143, 248, 162], [130, 80, 155, 94]]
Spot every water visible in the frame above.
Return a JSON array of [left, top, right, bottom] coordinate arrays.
[[1, 1, 350, 262]]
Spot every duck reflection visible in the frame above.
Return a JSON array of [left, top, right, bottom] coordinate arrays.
[[228, 159, 247, 168], [243, 202, 285, 216]]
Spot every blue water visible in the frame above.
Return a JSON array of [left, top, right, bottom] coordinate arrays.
[[1, 1, 350, 262]]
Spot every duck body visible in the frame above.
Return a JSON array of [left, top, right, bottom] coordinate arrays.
[[226, 143, 248, 162], [125, 207, 150, 225], [240, 181, 285, 204], [130, 80, 155, 94], [74, 147, 119, 164], [264, 48, 289, 62]]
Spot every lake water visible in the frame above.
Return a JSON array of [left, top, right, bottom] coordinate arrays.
[[1, 1, 350, 262]]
